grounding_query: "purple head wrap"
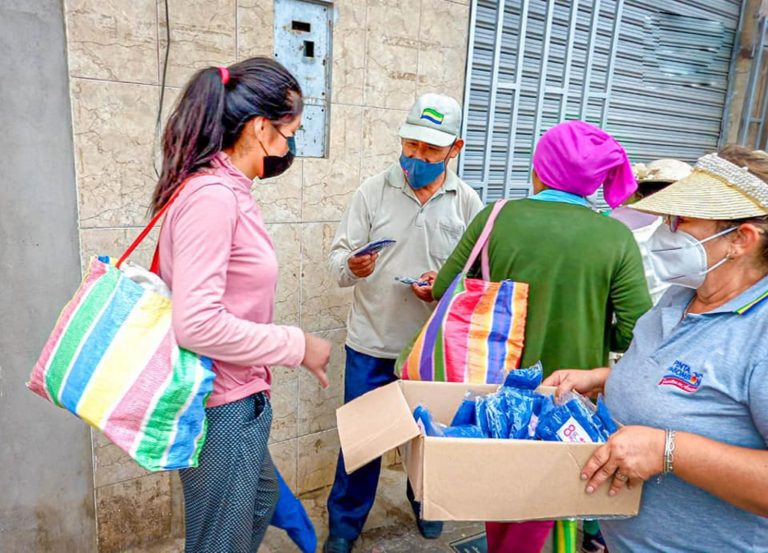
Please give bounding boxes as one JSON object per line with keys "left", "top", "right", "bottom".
{"left": 532, "top": 120, "right": 637, "bottom": 208}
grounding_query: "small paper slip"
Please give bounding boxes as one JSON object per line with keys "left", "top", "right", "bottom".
{"left": 352, "top": 239, "right": 396, "bottom": 257}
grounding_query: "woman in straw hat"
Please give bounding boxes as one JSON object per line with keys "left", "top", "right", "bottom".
{"left": 545, "top": 145, "right": 768, "bottom": 551}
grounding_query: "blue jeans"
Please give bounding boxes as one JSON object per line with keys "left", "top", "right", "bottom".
{"left": 327, "top": 346, "right": 419, "bottom": 540}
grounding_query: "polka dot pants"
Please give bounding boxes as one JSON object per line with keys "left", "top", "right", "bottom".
{"left": 180, "top": 393, "right": 278, "bottom": 553}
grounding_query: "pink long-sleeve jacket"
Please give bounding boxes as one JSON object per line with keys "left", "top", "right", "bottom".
{"left": 158, "top": 152, "right": 305, "bottom": 407}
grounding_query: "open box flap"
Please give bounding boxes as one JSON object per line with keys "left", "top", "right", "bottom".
{"left": 336, "top": 381, "right": 420, "bottom": 473}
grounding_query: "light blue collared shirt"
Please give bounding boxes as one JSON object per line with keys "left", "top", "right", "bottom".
{"left": 601, "top": 276, "right": 768, "bottom": 552}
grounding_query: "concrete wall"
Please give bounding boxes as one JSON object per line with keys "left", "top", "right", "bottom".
{"left": 0, "top": 1, "right": 97, "bottom": 551}
{"left": 61, "top": 0, "right": 470, "bottom": 550}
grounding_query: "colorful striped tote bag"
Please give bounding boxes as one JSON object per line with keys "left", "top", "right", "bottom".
{"left": 27, "top": 178, "right": 216, "bottom": 471}
{"left": 400, "top": 200, "right": 529, "bottom": 383}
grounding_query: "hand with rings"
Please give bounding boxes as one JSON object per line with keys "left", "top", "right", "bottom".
{"left": 580, "top": 426, "right": 666, "bottom": 496}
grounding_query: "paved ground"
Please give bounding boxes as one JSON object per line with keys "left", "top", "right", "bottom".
{"left": 129, "top": 465, "right": 570, "bottom": 553}
{"left": 259, "top": 465, "right": 489, "bottom": 553}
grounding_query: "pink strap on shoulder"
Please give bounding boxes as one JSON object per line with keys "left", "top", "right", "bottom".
{"left": 462, "top": 199, "right": 509, "bottom": 280}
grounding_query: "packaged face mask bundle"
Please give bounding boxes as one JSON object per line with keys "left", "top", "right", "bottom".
{"left": 450, "top": 391, "right": 478, "bottom": 427}
{"left": 415, "top": 404, "right": 485, "bottom": 438}
{"left": 412, "top": 363, "right": 617, "bottom": 444}
{"left": 534, "top": 393, "right": 612, "bottom": 444}
{"left": 475, "top": 388, "right": 537, "bottom": 439}
{"left": 413, "top": 404, "right": 445, "bottom": 437}
{"left": 502, "top": 361, "right": 544, "bottom": 390}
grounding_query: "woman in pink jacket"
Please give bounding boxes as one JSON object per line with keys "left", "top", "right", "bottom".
{"left": 151, "top": 57, "right": 331, "bottom": 553}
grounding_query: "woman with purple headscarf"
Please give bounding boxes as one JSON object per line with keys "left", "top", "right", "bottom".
{"left": 431, "top": 120, "right": 652, "bottom": 552}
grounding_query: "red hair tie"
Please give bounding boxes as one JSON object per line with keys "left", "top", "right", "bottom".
{"left": 217, "top": 66, "right": 230, "bottom": 86}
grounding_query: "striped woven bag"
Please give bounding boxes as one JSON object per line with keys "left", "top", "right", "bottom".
{"left": 400, "top": 200, "right": 529, "bottom": 383}
{"left": 27, "top": 178, "right": 216, "bottom": 471}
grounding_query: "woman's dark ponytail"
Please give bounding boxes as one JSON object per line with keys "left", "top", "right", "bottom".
{"left": 151, "top": 57, "right": 302, "bottom": 213}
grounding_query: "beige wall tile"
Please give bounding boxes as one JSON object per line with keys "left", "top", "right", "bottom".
{"left": 93, "top": 431, "right": 151, "bottom": 489}
{"left": 268, "top": 366, "right": 299, "bottom": 443}
{"left": 331, "top": 0, "right": 367, "bottom": 105}
{"left": 417, "top": 0, "right": 470, "bottom": 100}
{"left": 302, "top": 156, "right": 361, "bottom": 223}
{"left": 297, "top": 428, "right": 340, "bottom": 494}
{"left": 364, "top": 0, "right": 420, "bottom": 110}
{"left": 300, "top": 223, "right": 353, "bottom": 332}
{"left": 302, "top": 104, "right": 363, "bottom": 222}
{"left": 298, "top": 329, "right": 346, "bottom": 435}
{"left": 66, "top": 0, "right": 159, "bottom": 84}
{"left": 361, "top": 107, "right": 407, "bottom": 178}
{"left": 238, "top": 0, "right": 274, "bottom": 59}
{"left": 147, "top": 86, "right": 181, "bottom": 175}
{"left": 159, "top": 0, "right": 237, "bottom": 88}
{"left": 79, "top": 227, "right": 158, "bottom": 272}
{"left": 266, "top": 223, "right": 301, "bottom": 326}
{"left": 254, "top": 160, "right": 303, "bottom": 223}
{"left": 72, "top": 78, "right": 158, "bottom": 228}
{"left": 269, "top": 439, "right": 298, "bottom": 490}
{"left": 96, "top": 472, "right": 172, "bottom": 553}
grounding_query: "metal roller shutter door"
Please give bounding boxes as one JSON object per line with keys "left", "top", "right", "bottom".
{"left": 460, "top": 0, "right": 743, "bottom": 203}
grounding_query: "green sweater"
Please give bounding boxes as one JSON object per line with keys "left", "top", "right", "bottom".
{"left": 432, "top": 199, "right": 652, "bottom": 376}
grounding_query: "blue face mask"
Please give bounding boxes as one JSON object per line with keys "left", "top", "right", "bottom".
{"left": 399, "top": 152, "right": 449, "bottom": 190}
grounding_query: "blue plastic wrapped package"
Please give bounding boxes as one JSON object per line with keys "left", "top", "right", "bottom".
{"left": 596, "top": 395, "right": 618, "bottom": 435}
{"left": 485, "top": 392, "right": 511, "bottom": 439}
{"left": 443, "top": 425, "right": 485, "bottom": 438}
{"left": 413, "top": 405, "right": 445, "bottom": 437}
{"left": 534, "top": 393, "right": 611, "bottom": 443}
{"left": 502, "top": 361, "right": 544, "bottom": 390}
{"left": 450, "top": 391, "right": 479, "bottom": 427}
{"left": 499, "top": 388, "right": 536, "bottom": 439}
{"left": 475, "top": 394, "right": 504, "bottom": 438}
{"left": 525, "top": 394, "right": 546, "bottom": 439}
{"left": 414, "top": 405, "right": 484, "bottom": 438}
{"left": 271, "top": 467, "right": 317, "bottom": 553}
{"left": 475, "top": 395, "right": 491, "bottom": 437}
{"left": 474, "top": 388, "right": 535, "bottom": 439}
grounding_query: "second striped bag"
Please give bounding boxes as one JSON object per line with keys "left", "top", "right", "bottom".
{"left": 399, "top": 200, "right": 529, "bottom": 384}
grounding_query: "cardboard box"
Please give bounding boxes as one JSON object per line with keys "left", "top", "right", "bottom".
{"left": 336, "top": 380, "right": 642, "bottom": 522}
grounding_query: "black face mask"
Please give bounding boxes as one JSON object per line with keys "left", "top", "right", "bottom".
{"left": 259, "top": 133, "right": 296, "bottom": 179}
{"left": 262, "top": 150, "right": 295, "bottom": 179}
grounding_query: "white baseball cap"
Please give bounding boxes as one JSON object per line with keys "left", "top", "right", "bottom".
{"left": 399, "top": 93, "right": 462, "bottom": 147}
{"left": 632, "top": 159, "right": 692, "bottom": 184}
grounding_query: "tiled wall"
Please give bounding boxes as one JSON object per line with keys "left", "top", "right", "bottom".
{"left": 63, "top": 0, "right": 469, "bottom": 550}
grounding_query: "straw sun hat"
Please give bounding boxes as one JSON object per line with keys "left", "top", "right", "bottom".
{"left": 631, "top": 153, "right": 768, "bottom": 220}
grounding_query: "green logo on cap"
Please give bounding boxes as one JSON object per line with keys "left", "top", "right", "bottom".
{"left": 420, "top": 108, "right": 444, "bottom": 125}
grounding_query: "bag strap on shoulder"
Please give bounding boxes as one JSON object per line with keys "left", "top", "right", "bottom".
{"left": 463, "top": 199, "right": 509, "bottom": 280}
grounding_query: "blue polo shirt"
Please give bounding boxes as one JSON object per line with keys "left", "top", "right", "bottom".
{"left": 601, "top": 276, "right": 768, "bottom": 552}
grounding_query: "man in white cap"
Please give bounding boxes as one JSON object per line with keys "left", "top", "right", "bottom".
{"left": 323, "top": 94, "right": 483, "bottom": 553}
{"left": 612, "top": 159, "right": 693, "bottom": 304}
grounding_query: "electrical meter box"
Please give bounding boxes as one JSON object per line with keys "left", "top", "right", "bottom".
{"left": 274, "top": 0, "right": 332, "bottom": 158}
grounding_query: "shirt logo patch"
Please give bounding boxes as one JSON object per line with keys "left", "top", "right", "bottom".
{"left": 420, "top": 108, "right": 445, "bottom": 125}
{"left": 658, "top": 360, "right": 703, "bottom": 393}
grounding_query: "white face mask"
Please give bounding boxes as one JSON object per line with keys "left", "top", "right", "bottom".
{"left": 648, "top": 223, "right": 737, "bottom": 289}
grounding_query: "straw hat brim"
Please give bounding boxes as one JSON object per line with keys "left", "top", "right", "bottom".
{"left": 630, "top": 169, "right": 768, "bottom": 220}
